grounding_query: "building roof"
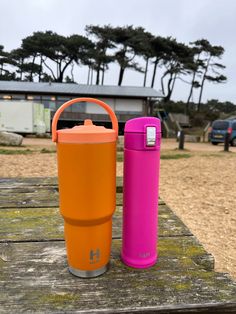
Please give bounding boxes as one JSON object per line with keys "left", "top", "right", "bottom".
{"left": 0, "top": 81, "right": 162, "bottom": 98}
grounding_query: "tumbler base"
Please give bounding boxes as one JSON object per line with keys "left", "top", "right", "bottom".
{"left": 68, "top": 263, "right": 109, "bottom": 278}
{"left": 121, "top": 253, "right": 157, "bottom": 269}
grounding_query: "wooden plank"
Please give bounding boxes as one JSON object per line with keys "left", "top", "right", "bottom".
{"left": 0, "top": 177, "right": 58, "bottom": 188}
{"left": 0, "top": 177, "right": 124, "bottom": 208}
{"left": 0, "top": 241, "right": 235, "bottom": 313}
{"left": 0, "top": 177, "right": 165, "bottom": 208}
{"left": 0, "top": 205, "right": 192, "bottom": 243}
{"left": 0, "top": 237, "right": 212, "bottom": 271}
{"left": 0, "top": 205, "right": 213, "bottom": 271}
{"left": 0, "top": 191, "right": 164, "bottom": 208}
{"left": 0, "top": 177, "right": 122, "bottom": 192}
{"left": 0, "top": 186, "right": 59, "bottom": 208}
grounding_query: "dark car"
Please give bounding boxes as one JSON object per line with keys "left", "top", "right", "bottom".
{"left": 209, "top": 119, "right": 236, "bottom": 146}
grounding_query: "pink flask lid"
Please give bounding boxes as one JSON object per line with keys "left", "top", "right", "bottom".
{"left": 124, "top": 117, "right": 161, "bottom": 151}
{"left": 124, "top": 117, "right": 161, "bottom": 133}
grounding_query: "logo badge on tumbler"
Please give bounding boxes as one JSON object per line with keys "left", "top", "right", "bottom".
{"left": 90, "top": 249, "right": 100, "bottom": 264}
{"left": 52, "top": 98, "right": 118, "bottom": 278}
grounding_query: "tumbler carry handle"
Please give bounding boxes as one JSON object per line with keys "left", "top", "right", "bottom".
{"left": 52, "top": 97, "right": 119, "bottom": 142}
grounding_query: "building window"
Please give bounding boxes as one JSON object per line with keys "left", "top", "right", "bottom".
{"left": 43, "top": 101, "right": 56, "bottom": 110}
{"left": 71, "top": 101, "right": 86, "bottom": 113}
{"left": 42, "top": 95, "right": 56, "bottom": 110}
{"left": 57, "top": 96, "right": 70, "bottom": 101}
{"left": 56, "top": 96, "right": 72, "bottom": 112}
{"left": 27, "top": 95, "right": 41, "bottom": 101}
{"left": 11, "top": 94, "right": 26, "bottom": 100}
{"left": 0, "top": 95, "right": 12, "bottom": 100}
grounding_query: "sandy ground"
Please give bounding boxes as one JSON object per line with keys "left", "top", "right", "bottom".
{"left": 0, "top": 138, "right": 236, "bottom": 280}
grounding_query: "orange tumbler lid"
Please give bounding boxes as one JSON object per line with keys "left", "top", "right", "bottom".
{"left": 57, "top": 119, "right": 116, "bottom": 143}
{"left": 52, "top": 97, "right": 118, "bottom": 143}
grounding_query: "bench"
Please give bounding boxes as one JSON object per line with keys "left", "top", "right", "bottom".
{"left": 0, "top": 177, "right": 236, "bottom": 313}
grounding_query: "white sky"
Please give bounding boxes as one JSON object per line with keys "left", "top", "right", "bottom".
{"left": 1, "top": 0, "right": 236, "bottom": 103}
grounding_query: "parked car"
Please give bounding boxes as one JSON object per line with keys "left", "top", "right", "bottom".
{"left": 209, "top": 119, "right": 236, "bottom": 146}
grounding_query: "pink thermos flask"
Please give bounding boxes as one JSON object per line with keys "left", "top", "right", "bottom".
{"left": 121, "top": 117, "right": 161, "bottom": 268}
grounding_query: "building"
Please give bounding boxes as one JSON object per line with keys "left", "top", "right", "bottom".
{"left": 0, "top": 81, "right": 162, "bottom": 132}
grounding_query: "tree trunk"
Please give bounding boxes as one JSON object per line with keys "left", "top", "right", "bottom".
{"left": 90, "top": 67, "right": 93, "bottom": 85}
{"left": 197, "top": 79, "right": 205, "bottom": 111}
{"left": 42, "top": 59, "right": 56, "bottom": 81}
{"left": 38, "top": 56, "right": 43, "bottom": 82}
{"left": 101, "top": 66, "right": 105, "bottom": 85}
{"left": 161, "top": 72, "right": 167, "bottom": 95}
{"left": 71, "top": 62, "right": 74, "bottom": 82}
{"left": 57, "top": 62, "right": 63, "bottom": 82}
{"left": 143, "top": 57, "right": 149, "bottom": 87}
{"left": 57, "top": 73, "right": 63, "bottom": 83}
{"left": 164, "top": 73, "right": 174, "bottom": 102}
{"left": 168, "top": 72, "right": 177, "bottom": 101}
{"left": 118, "top": 67, "right": 125, "bottom": 86}
{"left": 96, "top": 69, "right": 100, "bottom": 85}
{"left": 20, "top": 58, "right": 24, "bottom": 80}
{"left": 87, "top": 66, "right": 91, "bottom": 84}
{"left": 29, "top": 55, "right": 36, "bottom": 82}
{"left": 57, "top": 60, "right": 73, "bottom": 83}
{"left": 187, "top": 71, "right": 196, "bottom": 105}
{"left": 187, "top": 54, "right": 200, "bottom": 106}
{"left": 57, "top": 61, "right": 62, "bottom": 82}
{"left": 197, "top": 57, "right": 211, "bottom": 110}
{"left": 151, "top": 58, "right": 158, "bottom": 88}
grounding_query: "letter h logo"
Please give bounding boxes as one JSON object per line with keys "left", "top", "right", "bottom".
{"left": 90, "top": 248, "right": 100, "bottom": 264}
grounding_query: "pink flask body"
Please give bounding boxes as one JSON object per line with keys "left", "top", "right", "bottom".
{"left": 121, "top": 117, "right": 161, "bottom": 268}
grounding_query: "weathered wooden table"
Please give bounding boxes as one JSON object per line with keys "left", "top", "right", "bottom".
{"left": 0, "top": 177, "right": 236, "bottom": 313}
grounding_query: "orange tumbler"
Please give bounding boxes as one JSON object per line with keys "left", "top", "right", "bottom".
{"left": 52, "top": 98, "right": 118, "bottom": 278}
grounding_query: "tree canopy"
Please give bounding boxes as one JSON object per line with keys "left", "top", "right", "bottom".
{"left": 0, "top": 26, "right": 227, "bottom": 105}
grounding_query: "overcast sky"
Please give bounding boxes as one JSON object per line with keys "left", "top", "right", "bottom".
{"left": 1, "top": 0, "right": 236, "bottom": 103}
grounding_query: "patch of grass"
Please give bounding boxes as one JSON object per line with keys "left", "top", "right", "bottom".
{"left": 117, "top": 152, "right": 191, "bottom": 161}
{"left": 201, "top": 153, "right": 225, "bottom": 157}
{"left": 117, "top": 153, "right": 123, "bottom": 162}
{"left": 0, "top": 149, "right": 33, "bottom": 155}
{"left": 161, "top": 153, "right": 191, "bottom": 160}
{"left": 40, "top": 148, "right": 56, "bottom": 154}
{"left": 174, "top": 148, "right": 190, "bottom": 152}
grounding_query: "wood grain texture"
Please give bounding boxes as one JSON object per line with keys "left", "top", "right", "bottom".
{"left": 0, "top": 177, "right": 165, "bottom": 208}
{"left": 0, "top": 191, "right": 164, "bottom": 208}
{"left": 0, "top": 177, "right": 126, "bottom": 209}
{"left": 0, "top": 177, "right": 122, "bottom": 191}
{"left": 1, "top": 177, "right": 236, "bottom": 313}
{"left": 0, "top": 177, "right": 58, "bottom": 188}
{"left": 0, "top": 241, "right": 235, "bottom": 313}
{"left": 0, "top": 205, "right": 192, "bottom": 243}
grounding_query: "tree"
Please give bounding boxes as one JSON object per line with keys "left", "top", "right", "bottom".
{"left": 106, "top": 25, "right": 145, "bottom": 86}
{"left": 160, "top": 39, "right": 194, "bottom": 102}
{"left": 10, "top": 48, "right": 42, "bottom": 81}
{"left": 85, "top": 25, "right": 115, "bottom": 85}
{"left": 65, "top": 34, "right": 94, "bottom": 82}
{"left": 193, "top": 39, "right": 226, "bottom": 110}
{"left": 10, "top": 48, "right": 28, "bottom": 80}
{"left": 22, "top": 31, "right": 94, "bottom": 82}
{"left": 150, "top": 36, "right": 171, "bottom": 88}
{"left": 0, "top": 45, "right": 15, "bottom": 80}
{"left": 186, "top": 44, "right": 203, "bottom": 105}
{"left": 128, "top": 30, "right": 154, "bottom": 87}
{"left": 22, "top": 32, "right": 47, "bottom": 81}
{"left": 205, "top": 99, "right": 236, "bottom": 114}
